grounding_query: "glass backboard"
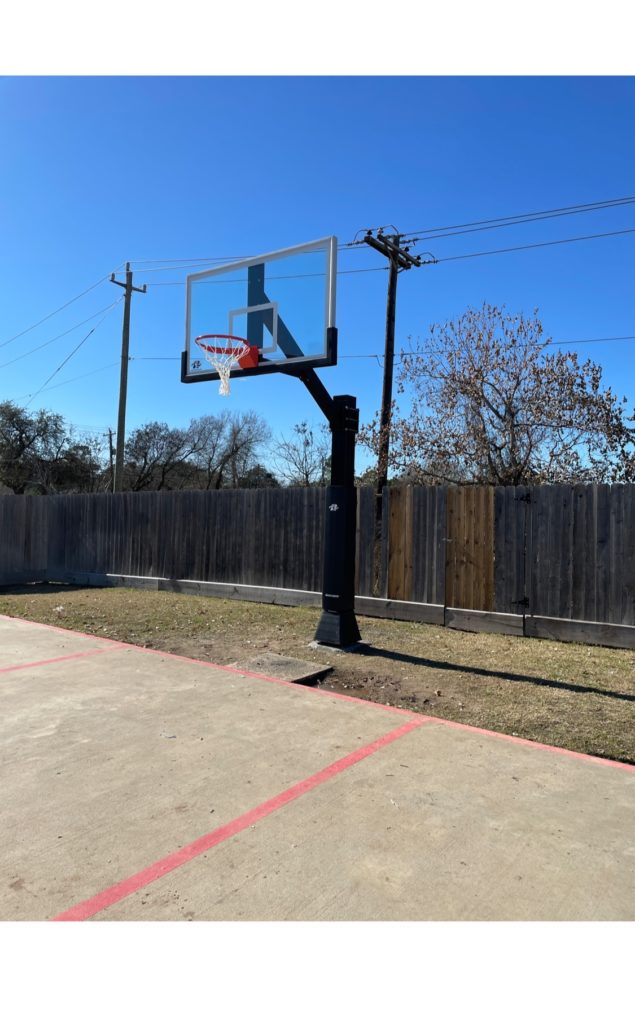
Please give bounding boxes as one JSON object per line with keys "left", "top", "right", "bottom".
{"left": 181, "top": 236, "right": 337, "bottom": 385}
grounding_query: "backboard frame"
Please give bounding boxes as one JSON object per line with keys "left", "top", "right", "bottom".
{"left": 181, "top": 236, "right": 338, "bottom": 385}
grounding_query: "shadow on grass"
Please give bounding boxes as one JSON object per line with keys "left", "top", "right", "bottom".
{"left": 0, "top": 583, "right": 87, "bottom": 597}
{"left": 352, "top": 643, "right": 635, "bottom": 704}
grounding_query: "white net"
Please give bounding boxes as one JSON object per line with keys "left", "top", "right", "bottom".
{"left": 200, "top": 341, "right": 250, "bottom": 395}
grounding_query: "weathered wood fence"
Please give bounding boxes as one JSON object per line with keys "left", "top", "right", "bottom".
{"left": 0, "top": 484, "right": 633, "bottom": 648}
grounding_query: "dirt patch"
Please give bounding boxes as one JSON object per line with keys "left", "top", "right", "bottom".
{"left": 1, "top": 584, "right": 633, "bottom": 764}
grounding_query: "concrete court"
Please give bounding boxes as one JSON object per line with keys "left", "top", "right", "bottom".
{"left": 1, "top": 613, "right": 634, "bottom": 922}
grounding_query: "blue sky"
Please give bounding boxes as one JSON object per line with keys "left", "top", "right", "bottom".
{"left": 1, "top": 76, "right": 634, "bottom": 471}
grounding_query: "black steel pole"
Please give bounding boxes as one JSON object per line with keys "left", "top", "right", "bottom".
{"left": 314, "top": 393, "right": 361, "bottom": 647}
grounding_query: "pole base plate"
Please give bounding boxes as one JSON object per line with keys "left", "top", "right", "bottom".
{"left": 314, "top": 609, "right": 361, "bottom": 648}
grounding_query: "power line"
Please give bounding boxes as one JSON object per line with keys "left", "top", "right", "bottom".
{"left": 434, "top": 226, "right": 635, "bottom": 263}
{"left": 0, "top": 266, "right": 124, "bottom": 350}
{"left": 132, "top": 333, "right": 635, "bottom": 368}
{"left": 380, "top": 333, "right": 635, "bottom": 353}
{"left": 402, "top": 201, "right": 635, "bottom": 245}
{"left": 15, "top": 361, "right": 121, "bottom": 402}
{"left": 394, "top": 193, "right": 635, "bottom": 241}
{"left": 138, "top": 224, "right": 635, "bottom": 289}
{"left": 24, "top": 304, "right": 121, "bottom": 408}
{"left": 128, "top": 256, "right": 248, "bottom": 265}
{"left": 139, "top": 265, "right": 389, "bottom": 287}
{"left": 130, "top": 261, "right": 247, "bottom": 274}
{"left": 6, "top": 195, "right": 630, "bottom": 349}
{"left": 0, "top": 300, "right": 122, "bottom": 370}
{"left": 547, "top": 334, "right": 635, "bottom": 345}
{"left": 127, "top": 242, "right": 357, "bottom": 268}
{"left": 127, "top": 195, "right": 635, "bottom": 268}
{"left": 130, "top": 250, "right": 357, "bottom": 276}
{"left": 5, "top": 193, "right": 633, "bottom": 370}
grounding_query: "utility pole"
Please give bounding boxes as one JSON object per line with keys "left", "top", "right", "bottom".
{"left": 363, "top": 231, "right": 422, "bottom": 524}
{"left": 110, "top": 263, "right": 146, "bottom": 492}
{"left": 362, "top": 224, "right": 436, "bottom": 593}
{"left": 107, "top": 428, "right": 115, "bottom": 492}
{"left": 361, "top": 229, "right": 436, "bottom": 594}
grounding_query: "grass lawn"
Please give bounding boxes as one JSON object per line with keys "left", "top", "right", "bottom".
{"left": 1, "top": 584, "right": 633, "bottom": 765}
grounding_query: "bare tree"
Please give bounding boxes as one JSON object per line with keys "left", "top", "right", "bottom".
{"left": 123, "top": 411, "right": 271, "bottom": 491}
{"left": 360, "top": 304, "right": 635, "bottom": 485}
{"left": 123, "top": 422, "right": 200, "bottom": 491}
{"left": 272, "top": 422, "right": 330, "bottom": 487}
{"left": 0, "top": 401, "right": 273, "bottom": 494}
{"left": 187, "top": 411, "right": 271, "bottom": 489}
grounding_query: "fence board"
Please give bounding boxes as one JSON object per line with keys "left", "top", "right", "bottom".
{"left": 494, "top": 486, "right": 528, "bottom": 614}
{"left": 445, "top": 486, "right": 494, "bottom": 611}
{"left": 387, "top": 486, "right": 414, "bottom": 601}
{"left": 411, "top": 486, "right": 446, "bottom": 605}
{"left": 623, "top": 485, "right": 635, "bottom": 625}
{"left": 355, "top": 487, "right": 375, "bottom": 597}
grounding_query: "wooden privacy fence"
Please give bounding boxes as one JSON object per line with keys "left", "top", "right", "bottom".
{"left": 375, "top": 483, "right": 634, "bottom": 648}
{"left": 0, "top": 484, "right": 633, "bottom": 648}
{"left": 0, "top": 489, "right": 325, "bottom": 593}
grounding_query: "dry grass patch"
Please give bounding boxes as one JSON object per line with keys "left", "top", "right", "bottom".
{"left": 1, "top": 584, "right": 633, "bottom": 764}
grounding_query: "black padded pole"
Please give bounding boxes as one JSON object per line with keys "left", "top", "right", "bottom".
{"left": 314, "top": 394, "right": 361, "bottom": 647}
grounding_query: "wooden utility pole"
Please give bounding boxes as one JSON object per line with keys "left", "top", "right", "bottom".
{"left": 107, "top": 428, "right": 115, "bottom": 492}
{"left": 110, "top": 263, "right": 146, "bottom": 491}
{"left": 363, "top": 231, "right": 423, "bottom": 538}
{"left": 376, "top": 241, "right": 400, "bottom": 518}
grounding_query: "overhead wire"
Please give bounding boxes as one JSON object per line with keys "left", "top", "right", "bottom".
{"left": 127, "top": 242, "right": 358, "bottom": 267}
{"left": 15, "top": 362, "right": 121, "bottom": 403}
{"left": 401, "top": 202, "right": 635, "bottom": 244}
{"left": 136, "top": 224, "right": 635, "bottom": 287}
{"left": 127, "top": 195, "right": 635, "bottom": 266}
{"left": 24, "top": 300, "right": 122, "bottom": 408}
{"left": 5, "top": 194, "right": 635, "bottom": 404}
{"left": 0, "top": 300, "right": 123, "bottom": 370}
{"left": 432, "top": 226, "right": 635, "bottom": 263}
{"left": 0, "top": 264, "right": 125, "bottom": 351}
{"left": 375, "top": 193, "right": 635, "bottom": 244}
{"left": 132, "top": 332, "right": 634, "bottom": 368}
{"left": 139, "top": 265, "right": 389, "bottom": 287}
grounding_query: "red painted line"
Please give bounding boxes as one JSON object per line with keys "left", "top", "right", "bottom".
{"left": 0, "top": 646, "right": 124, "bottom": 675}
{"left": 422, "top": 717, "right": 635, "bottom": 773}
{"left": 52, "top": 716, "right": 424, "bottom": 921}
{"left": 3, "top": 614, "right": 632, "bottom": 769}
{"left": 0, "top": 613, "right": 415, "bottom": 718}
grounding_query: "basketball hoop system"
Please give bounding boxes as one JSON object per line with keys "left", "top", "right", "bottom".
{"left": 194, "top": 335, "right": 259, "bottom": 395}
